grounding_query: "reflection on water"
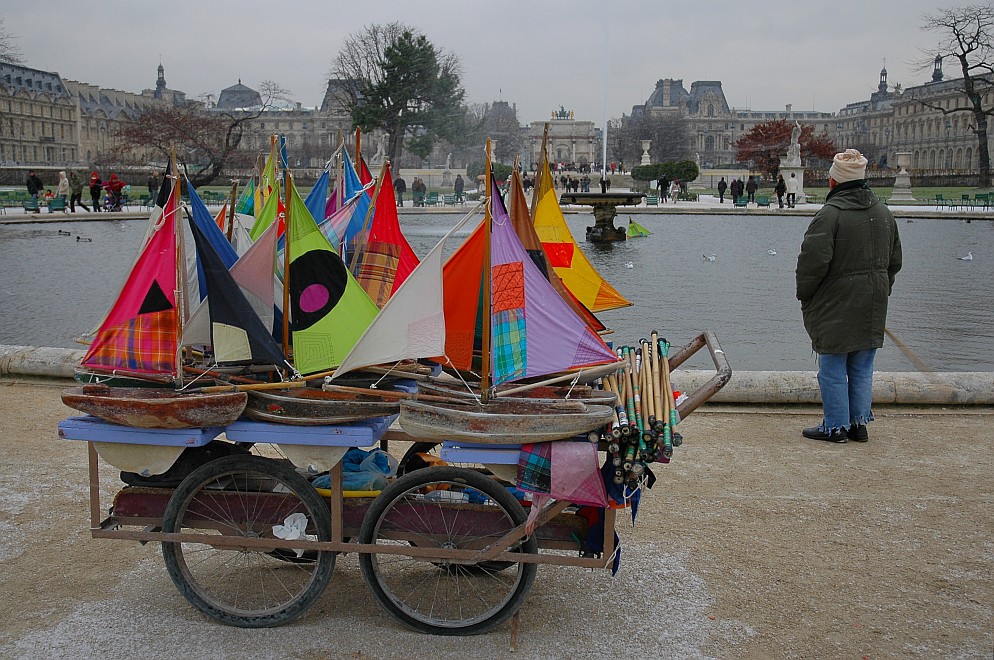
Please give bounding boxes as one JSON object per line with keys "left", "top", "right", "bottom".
{"left": 1, "top": 213, "right": 991, "bottom": 372}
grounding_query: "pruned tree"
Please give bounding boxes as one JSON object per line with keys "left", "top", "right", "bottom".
{"left": 330, "top": 23, "right": 466, "bottom": 165}
{"left": 734, "top": 119, "right": 836, "bottom": 177}
{"left": 115, "top": 81, "right": 290, "bottom": 187}
{"left": 0, "top": 18, "right": 24, "bottom": 65}
{"left": 917, "top": 4, "right": 994, "bottom": 187}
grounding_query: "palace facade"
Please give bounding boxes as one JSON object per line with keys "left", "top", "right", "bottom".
{"left": 3, "top": 58, "right": 992, "bottom": 179}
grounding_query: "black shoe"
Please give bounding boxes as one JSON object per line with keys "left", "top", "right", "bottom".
{"left": 847, "top": 425, "right": 868, "bottom": 442}
{"left": 802, "top": 426, "right": 848, "bottom": 443}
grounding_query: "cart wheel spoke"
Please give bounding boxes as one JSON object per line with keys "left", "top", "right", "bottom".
{"left": 358, "top": 466, "right": 536, "bottom": 635}
{"left": 161, "top": 455, "right": 335, "bottom": 628}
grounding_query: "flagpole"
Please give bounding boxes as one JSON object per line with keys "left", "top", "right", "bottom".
{"left": 481, "top": 138, "right": 493, "bottom": 404}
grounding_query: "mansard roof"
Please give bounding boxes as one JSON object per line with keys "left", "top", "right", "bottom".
{"left": 686, "top": 81, "right": 731, "bottom": 114}
{"left": 0, "top": 63, "right": 70, "bottom": 99}
{"left": 217, "top": 80, "right": 262, "bottom": 109}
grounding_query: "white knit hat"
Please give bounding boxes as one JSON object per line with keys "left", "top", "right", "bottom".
{"left": 829, "top": 149, "right": 868, "bottom": 183}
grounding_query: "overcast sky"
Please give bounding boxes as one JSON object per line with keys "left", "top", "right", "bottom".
{"left": 5, "top": 0, "right": 951, "bottom": 125}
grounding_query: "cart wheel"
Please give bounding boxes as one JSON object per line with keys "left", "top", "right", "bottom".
{"left": 358, "top": 466, "right": 537, "bottom": 635}
{"left": 161, "top": 455, "right": 335, "bottom": 628}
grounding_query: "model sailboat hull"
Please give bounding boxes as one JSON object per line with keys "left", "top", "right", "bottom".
{"left": 242, "top": 387, "right": 399, "bottom": 426}
{"left": 398, "top": 398, "right": 614, "bottom": 444}
{"left": 61, "top": 385, "right": 247, "bottom": 429}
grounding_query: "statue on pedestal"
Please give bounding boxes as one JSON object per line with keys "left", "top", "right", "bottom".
{"left": 784, "top": 121, "right": 802, "bottom": 167}
{"left": 372, "top": 131, "right": 388, "bottom": 165}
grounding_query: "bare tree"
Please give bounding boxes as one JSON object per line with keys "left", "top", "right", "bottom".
{"left": 0, "top": 18, "right": 24, "bottom": 65}
{"left": 610, "top": 113, "right": 689, "bottom": 166}
{"left": 115, "top": 81, "right": 290, "bottom": 186}
{"left": 917, "top": 4, "right": 994, "bottom": 186}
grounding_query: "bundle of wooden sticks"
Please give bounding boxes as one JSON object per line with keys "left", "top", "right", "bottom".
{"left": 597, "top": 331, "right": 681, "bottom": 489}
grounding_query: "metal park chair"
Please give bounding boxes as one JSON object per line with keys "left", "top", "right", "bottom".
{"left": 975, "top": 193, "right": 990, "bottom": 210}
{"left": 935, "top": 194, "right": 946, "bottom": 209}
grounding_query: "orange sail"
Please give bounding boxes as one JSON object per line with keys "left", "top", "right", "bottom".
{"left": 507, "top": 168, "right": 606, "bottom": 333}
{"left": 531, "top": 158, "right": 631, "bottom": 313}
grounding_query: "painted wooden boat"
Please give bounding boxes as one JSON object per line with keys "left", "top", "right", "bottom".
{"left": 61, "top": 384, "right": 247, "bottom": 429}
{"left": 242, "top": 387, "right": 400, "bottom": 426}
{"left": 398, "top": 398, "right": 615, "bottom": 444}
{"left": 417, "top": 379, "right": 618, "bottom": 407}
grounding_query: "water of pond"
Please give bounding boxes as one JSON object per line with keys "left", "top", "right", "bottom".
{"left": 0, "top": 212, "right": 990, "bottom": 372}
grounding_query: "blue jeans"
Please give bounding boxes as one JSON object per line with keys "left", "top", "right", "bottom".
{"left": 817, "top": 349, "right": 877, "bottom": 432}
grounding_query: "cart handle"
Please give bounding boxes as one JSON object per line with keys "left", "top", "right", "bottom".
{"left": 667, "top": 331, "right": 732, "bottom": 420}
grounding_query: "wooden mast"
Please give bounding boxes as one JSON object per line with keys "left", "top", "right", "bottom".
{"left": 169, "top": 146, "right": 185, "bottom": 386}
{"left": 347, "top": 160, "right": 388, "bottom": 273}
{"left": 530, "top": 123, "right": 550, "bottom": 217}
{"left": 225, "top": 180, "right": 238, "bottom": 243}
{"left": 480, "top": 139, "right": 493, "bottom": 404}
{"left": 281, "top": 170, "right": 292, "bottom": 361}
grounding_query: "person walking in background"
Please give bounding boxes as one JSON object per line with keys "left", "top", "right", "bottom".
{"left": 717, "top": 177, "right": 727, "bottom": 203}
{"left": 669, "top": 178, "right": 680, "bottom": 202}
{"left": 147, "top": 171, "right": 159, "bottom": 199}
{"left": 68, "top": 170, "right": 88, "bottom": 212}
{"left": 775, "top": 174, "right": 787, "bottom": 209}
{"left": 786, "top": 172, "right": 799, "bottom": 208}
{"left": 745, "top": 176, "right": 758, "bottom": 204}
{"left": 89, "top": 172, "right": 102, "bottom": 212}
{"left": 394, "top": 174, "right": 407, "bottom": 206}
{"left": 659, "top": 175, "right": 670, "bottom": 203}
{"left": 453, "top": 174, "right": 464, "bottom": 202}
{"left": 26, "top": 170, "right": 44, "bottom": 208}
{"left": 56, "top": 171, "right": 70, "bottom": 211}
{"left": 796, "top": 149, "right": 902, "bottom": 444}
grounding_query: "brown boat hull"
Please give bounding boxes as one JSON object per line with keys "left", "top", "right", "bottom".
{"left": 243, "top": 388, "right": 400, "bottom": 426}
{"left": 61, "top": 386, "right": 248, "bottom": 429}
{"left": 399, "top": 398, "right": 614, "bottom": 444}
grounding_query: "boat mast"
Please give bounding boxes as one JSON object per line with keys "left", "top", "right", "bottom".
{"left": 480, "top": 139, "right": 493, "bottom": 404}
{"left": 530, "top": 123, "right": 550, "bottom": 217}
{"left": 226, "top": 180, "right": 237, "bottom": 243}
{"left": 169, "top": 146, "right": 185, "bottom": 387}
{"left": 348, "top": 160, "right": 389, "bottom": 274}
{"left": 281, "top": 169, "right": 292, "bottom": 362}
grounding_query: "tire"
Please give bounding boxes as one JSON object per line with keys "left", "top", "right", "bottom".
{"left": 161, "top": 455, "right": 335, "bottom": 628}
{"left": 358, "top": 466, "right": 537, "bottom": 635}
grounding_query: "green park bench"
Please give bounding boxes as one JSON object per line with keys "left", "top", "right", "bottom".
{"left": 443, "top": 193, "right": 457, "bottom": 206}
{"left": 733, "top": 197, "right": 749, "bottom": 208}
{"left": 645, "top": 195, "right": 658, "bottom": 206}
{"left": 756, "top": 195, "right": 771, "bottom": 207}
{"left": 22, "top": 198, "right": 41, "bottom": 213}
{"left": 47, "top": 197, "right": 66, "bottom": 213}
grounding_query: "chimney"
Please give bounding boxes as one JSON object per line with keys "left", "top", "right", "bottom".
{"left": 296, "top": 101, "right": 302, "bottom": 110}
{"left": 786, "top": 103, "right": 792, "bottom": 114}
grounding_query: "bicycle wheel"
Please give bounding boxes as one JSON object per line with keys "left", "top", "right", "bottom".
{"left": 161, "top": 455, "right": 335, "bottom": 628}
{"left": 358, "top": 466, "right": 537, "bottom": 635}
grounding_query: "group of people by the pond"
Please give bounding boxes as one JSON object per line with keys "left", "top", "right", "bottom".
{"left": 653, "top": 175, "right": 687, "bottom": 202}
{"left": 557, "top": 174, "right": 592, "bottom": 193}
{"left": 24, "top": 169, "right": 130, "bottom": 212}
{"left": 715, "top": 173, "right": 799, "bottom": 208}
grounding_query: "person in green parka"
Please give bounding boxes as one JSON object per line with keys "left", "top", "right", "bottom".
{"left": 796, "top": 149, "right": 902, "bottom": 443}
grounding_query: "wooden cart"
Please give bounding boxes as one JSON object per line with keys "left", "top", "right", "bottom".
{"left": 58, "top": 333, "right": 730, "bottom": 635}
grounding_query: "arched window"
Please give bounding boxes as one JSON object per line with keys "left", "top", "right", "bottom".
{"left": 707, "top": 104, "right": 714, "bottom": 117}
{"left": 966, "top": 147, "right": 974, "bottom": 169}
{"left": 705, "top": 135, "right": 715, "bottom": 151}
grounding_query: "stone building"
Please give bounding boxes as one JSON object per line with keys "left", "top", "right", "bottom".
{"left": 525, "top": 106, "right": 601, "bottom": 170}
{"left": 66, "top": 63, "right": 188, "bottom": 166}
{"left": 0, "top": 63, "right": 78, "bottom": 166}
{"left": 212, "top": 78, "right": 354, "bottom": 169}
{"left": 632, "top": 78, "right": 835, "bottom": 168}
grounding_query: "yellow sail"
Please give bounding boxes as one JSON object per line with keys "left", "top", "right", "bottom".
{"left": 532, "top": 161, "right": 631, "bottom": 313}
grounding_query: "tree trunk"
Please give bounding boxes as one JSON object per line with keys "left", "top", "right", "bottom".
{"left": 974, "top": 108, "right": 992, "bottom": 188}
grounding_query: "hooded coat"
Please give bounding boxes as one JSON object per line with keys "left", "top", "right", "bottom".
{"left": 795, "top": 180, "right": 902, "bottom": 354}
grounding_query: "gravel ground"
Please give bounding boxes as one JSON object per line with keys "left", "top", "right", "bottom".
{"left": 1, "top": 379, "right": 991, "bottom": 659}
